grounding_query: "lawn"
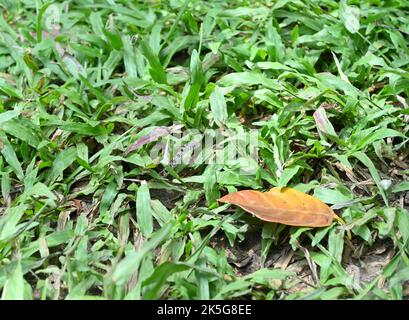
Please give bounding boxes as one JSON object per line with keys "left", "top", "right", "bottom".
{"left": 0, "top": 0, "right": 408, "bottom": 300}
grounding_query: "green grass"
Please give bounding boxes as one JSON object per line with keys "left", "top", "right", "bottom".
{"left": 0, "top": 0, "right": 409, "bottom": 300}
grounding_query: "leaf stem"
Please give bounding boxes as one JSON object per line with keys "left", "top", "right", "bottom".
{"left": 333, "top": 214, "right": 352, "bottom": 240}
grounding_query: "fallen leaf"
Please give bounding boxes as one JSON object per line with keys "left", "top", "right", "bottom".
{"left": 218, "top": 187, "right": 335, "bottom": 227}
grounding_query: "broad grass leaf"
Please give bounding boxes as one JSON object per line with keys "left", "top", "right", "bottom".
{"left": 312, "top": 227, "right": 331, "bottom": 247}
{"left": 389, "top": 266, "right": 409, "bottom": 299}
{"left": 289, "top": 227, "right": 312, "bottom": 250}
{"left": 214, "top": 279, "right": 250, "bottom": 299}
{"left": 0, "top": 118, "right": 41, "bottom": 148}
{"left": 62, "top": 54, "right": 86, "bottom": 79}
{"left": 74, "top": 213, "right": 89, "bottom": 236}
{"left": 112, "top": 222, "right": 175, "bottom": 285}
{"left": 136, "top": 181, "right": 153, "bottom": 236}
{"left": 209, "top": 85, "right": 228, "bottom": 127}
{"left": 21, "top": 182, "right": 57, "bottom": 207}
{"left": 204, "top": 164, "right": 220, "bottom": 207}
{"left": 36, "top": 2, "right": 53, "bottom": 42}
{"left": 217, "top": 72, "right": 279, "bottom": 89}
{"left": 140, "top": 40, "right": 167, "bottom": 84}
{"left": 339, "top": 0, "right": 360, "bottom": 34}
{"left": 352, "top": 152, "right": 388, "bottom": 205}
{"left": 100, "top": 179, "right": 118, "bottom": 223}
{"left": 219, "top": 187, "right": 335, "bottom": 227}
{"left": 328, "top": 228, "right": 344, "bottom": 263}
{"left": 0, "top": 80, "right": 23, "bottom": 99}
{"left": 1, "top": 261, "right": 24, "bottom": 300}
{"left": 244, "top": 268, "right": 294, "bottom": 285}
{"left": 332, "top": 52, "right": 350, "bottom": 84}
{"left": 392, "top": 181, "right": 409, "bottom": 193}
{"left": 278, "top": 166, "right": 300, "bottom": 187}
{"left": 315, "top": 73, "right": 360, "bottom": 98}
{"left": 0, "top": 132, "right": 24, "bottom": 180}
{"left": 151, "top": 199, "right": 172, "bottom": 226}
{"left": 376, "top": 208, "right": 396, "bottom": 237}
{"left": 46, "top": 147, "right": 77, "bottom": 185}
{"left": 354, "top": 51, "right": 386, "bottom": 68}
{"left": 142, "top": 262, "right": 190, "bottom": 300}
{"left": 266, "top": 25, "right": 285, "bottom": 62}
{"left": 123, "top": 35, "right": 138, "bottom": 77}
{"left": 60, "top": 122, "right": 108, "bottom": 136}
{"left": 23, "top": 52, "right": 39, "bottom": 72}
{"left": 397, "top": 209, "right": 409, "bottom": 245}
{"left": 103, "top": 50, "right": 122, "bottom": 80}
{"left": 353, "top": 128, "right": 405, "bottom": 152}
{"left": 1, "top": 172, "right": 10, "bottom": 204}
{"left": 89, "top": 12, "right": 104, "bottom": 37}
{"left": 78, "top": 75, "right": 107, "bottom": 103}
{"left": 190, "top": 49, "right": 203, "bottom": 86}
{"left": 103, "top": 28, "right": 123, "bottom": 50}
{"left": 0, "top": 110, "right": 19, "bottom": 125}
{"left": 313, "top": 186, "right": 353, "bottom": 205}
{"left": 184, "top": 50, "right": 203, "bottom": 110}
{"left": 0, "top": 205, "right": 28, "bottom": 241}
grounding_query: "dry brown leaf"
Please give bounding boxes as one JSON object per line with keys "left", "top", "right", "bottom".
{"left": 218, "top": 187, "right": 336, "bottom": 227}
